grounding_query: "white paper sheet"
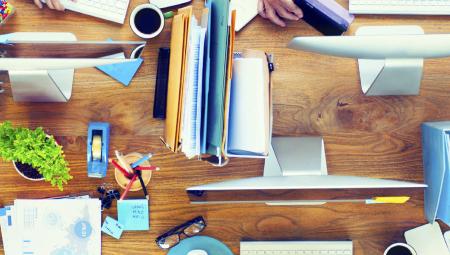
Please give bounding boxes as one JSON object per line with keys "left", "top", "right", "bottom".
{"left": 230, "top": 0, "right": 259, "bottom": 31}
{"left": 227, "top": 58, "right": 268, "bottom": 156}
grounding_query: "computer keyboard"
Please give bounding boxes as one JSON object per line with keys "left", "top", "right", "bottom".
{"left": 42, "top": 0, "right": 130, "bottom": 24}
{"left": 349, "top": 0, "right": 450, "bottom": 15}
{"left": 240, "top": 241, "right": 353, "bottom": 255}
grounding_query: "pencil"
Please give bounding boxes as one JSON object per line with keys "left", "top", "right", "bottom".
{"left": 115, "top": 150, "right": 134, "bottom": 173}
{"left": 120, "top": 174, "right": 137, "bottom": 200}
{"left": 110, "top": 159, "right": 134, "bottom": 179}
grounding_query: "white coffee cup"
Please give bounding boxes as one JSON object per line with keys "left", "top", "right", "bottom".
{"left": 187, "top": 250, "right": 208, "bottom": 255}
{"left": 384, "top": 243, "right": 417, "bottom": 255}
{"left": 130, "top": 3, "right": 165, "bottom": 39}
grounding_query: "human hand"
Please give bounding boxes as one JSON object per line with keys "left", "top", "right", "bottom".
{"left": 33, "top": 0, "right": 73, "bottom": 11}
{"left": 258, "top": 0, "right": 303, "bottom": 27}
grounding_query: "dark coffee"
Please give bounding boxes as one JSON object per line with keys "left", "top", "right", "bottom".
{"left": 134, "top": 8, "right": 162, "bottom": 35}
{"left": 386, "top": 246, "right": 413, "bottom": 255}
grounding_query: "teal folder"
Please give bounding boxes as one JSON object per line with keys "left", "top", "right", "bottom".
{"left": 205, "top": 0, "right": 229, "bottom": 156}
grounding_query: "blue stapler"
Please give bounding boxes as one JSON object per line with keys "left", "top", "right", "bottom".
{"left": 87, "top": 122, "right": 111, "bottom": 178}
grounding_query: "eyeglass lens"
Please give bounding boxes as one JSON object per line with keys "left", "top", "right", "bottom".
{"left": 183, "top": 221, "right": 206, "bottom": 236}
{"left": 157, "top": 234, "right": 180, "bottom": 249}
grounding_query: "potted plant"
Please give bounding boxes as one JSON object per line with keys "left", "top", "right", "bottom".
{"left": 0, "top": 121, "right": 72, "bottom": 190}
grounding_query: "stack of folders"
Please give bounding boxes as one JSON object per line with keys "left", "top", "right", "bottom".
{"left": 163, "top": 1, "right": 272, "bottom": 164}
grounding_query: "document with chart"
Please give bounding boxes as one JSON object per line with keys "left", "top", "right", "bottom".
{"left": 10, "top": 199, "right": 101, "bottom": 255}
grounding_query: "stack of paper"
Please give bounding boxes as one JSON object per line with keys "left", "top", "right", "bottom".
{"left": 181, "top": 17, "right": 207, "bottom": 158}
{"left": 226, "top": 50, "right": 271, "bottom": 157}
{"left": 163, "top": 1, "right": 271, "bottom": 164}
{"left": 0, "top": 199, "right": 101, "bottom": 255}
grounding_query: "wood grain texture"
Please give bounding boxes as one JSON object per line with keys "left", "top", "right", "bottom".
{"left": 1, "top": 0, "right": 449, "bottom": 254}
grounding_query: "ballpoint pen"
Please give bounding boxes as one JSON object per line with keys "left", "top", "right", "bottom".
{"left": 136, "top": 170, "right": 149, "bottom": 200}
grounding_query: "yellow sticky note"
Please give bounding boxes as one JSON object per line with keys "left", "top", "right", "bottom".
{"left": 373, "top": 196, "right": 410, "bottom": 204}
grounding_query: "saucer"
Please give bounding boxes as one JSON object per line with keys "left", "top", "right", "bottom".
{"left": 167, "top": 236, "right": 234, "bottom": 255}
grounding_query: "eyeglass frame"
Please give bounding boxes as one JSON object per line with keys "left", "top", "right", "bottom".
{"left": 155, "top": 216, "right": 207, "bottom": 250}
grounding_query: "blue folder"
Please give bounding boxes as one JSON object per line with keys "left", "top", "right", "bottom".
{"left": 422, "top": 121, "right": 450, "bottom": 225}
{"left": 200, "top": 1, "right": 212, "bottom": 154}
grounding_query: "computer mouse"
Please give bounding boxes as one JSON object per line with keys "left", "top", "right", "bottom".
{"left": 187, "top": 250, "right": 208, "bottom": 255}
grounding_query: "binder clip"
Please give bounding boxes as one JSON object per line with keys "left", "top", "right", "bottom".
{"left": 87, "top": 122, "right": 110, "bottom": 178}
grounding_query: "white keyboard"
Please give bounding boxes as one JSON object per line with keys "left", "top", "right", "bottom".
{"left": 42, "top": 0, "right": 130, "bottom": 24}
{"left": 349, "top": 0, "right": 450, "bottom": 15}
{"left": 240, "top": 241, "right": 353, "bottom": 255}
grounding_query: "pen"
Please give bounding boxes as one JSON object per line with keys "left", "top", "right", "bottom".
{"left": 131, "top": 153, "right": 153, "bottom": 168}
{"left": 110, "top": 159, "right": 134, "bottom": 179}
{"left": 134, "top": 166, "right": 160, "bottom": 171}
{"left": 136, "top": 170, "right": 149, "bottom": 200}
{"left": 120, "top": 174, "right": 137, "bottom": 200}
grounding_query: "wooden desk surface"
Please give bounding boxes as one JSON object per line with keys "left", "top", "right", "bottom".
{"left": 1, "top": 1, "right": 450, "bottom": 254}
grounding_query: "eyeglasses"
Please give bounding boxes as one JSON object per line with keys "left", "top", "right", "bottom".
{"left": 155, "top": 216, "right": 207, "bottom": 249}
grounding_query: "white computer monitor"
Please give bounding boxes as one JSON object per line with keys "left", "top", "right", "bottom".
{"left": 0, "top": 32, "right": 146, "bottom": 102}
{"left": 288, "top": 25, "right": 450, "bottom": 96}
{"left": 187, "top": 137, "right": 426, "bottom": 205}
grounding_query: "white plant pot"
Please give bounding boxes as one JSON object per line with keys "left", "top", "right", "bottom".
{"left": 12, "top": 161, "right": 44, "bottom": 181}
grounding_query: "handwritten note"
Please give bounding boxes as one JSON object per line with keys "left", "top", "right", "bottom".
{"left": 117, "top": 200, "right": 149, "bottom": 231}
{"left": 101, "top": 216, "right": 124, "bottom": 239}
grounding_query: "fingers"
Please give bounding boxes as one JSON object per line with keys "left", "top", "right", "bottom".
{"left": 260, "top": 0, "right": 302, "bottom": 27}
{"left": 37, "top": 0, "right": 65, "bottom": 11}
{"left": 274, "top": 5, "right": 299, "bottom": 21}
{"left": 49, "top": 0, "right": 65, "bottom": 11}
{"left": 282, "top": 0, "right": 303, "bottom": 18}
{"left": 34, "top": 0, "right": 43, "bottom": 9}
{"left": 46, "top": 0, "right": 55, "bottom": 9}
{"left": 263, "top": 0, "right": 286, "bottom": 27}
{"left": 258, "top": 0, "right": 267, "bottom": 18}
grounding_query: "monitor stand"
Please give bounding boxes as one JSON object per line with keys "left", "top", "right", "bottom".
{"left": 356, "top": 26, "right": 424, "bottom": 96}
{"left": 263, "top": 136, "right": 328, "bottom": 206}
{"left": 8, "top": 32, "right": 77, "bottom": 102}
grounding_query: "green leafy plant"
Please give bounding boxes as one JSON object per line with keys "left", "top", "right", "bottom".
{"left": 0, "top": 121, "right": 72, "bottom": 190}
